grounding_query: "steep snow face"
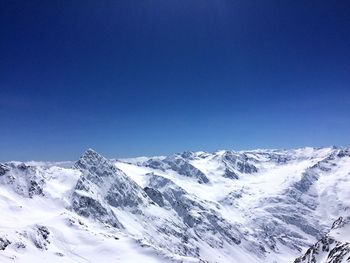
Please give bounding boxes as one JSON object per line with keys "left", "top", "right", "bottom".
{"left": 294, "top": 216, "right": 350, "bottom": 263}
{"left": 0, "top": 147, "right": 350, "bottom": 263}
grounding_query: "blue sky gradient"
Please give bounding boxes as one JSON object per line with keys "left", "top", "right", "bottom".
{"left": 1, "top": 0, "right": 350, "bottom": 161}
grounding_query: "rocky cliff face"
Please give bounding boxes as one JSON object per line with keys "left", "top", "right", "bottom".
{"left": 141, "top": 154, "right": 210, "bottom": 183}
{"left": 72, "top": 149, "right": 151, "bottom": 227}
{"left": 294, "top": 217, "right": 350, "bottom": 263}
{"left": 0, "top": 162, "right": 45, "bottom": 198}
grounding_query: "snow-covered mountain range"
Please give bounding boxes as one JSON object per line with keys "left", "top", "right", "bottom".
{"left": 1, "top": 147, "right": 349, "bottom": 263}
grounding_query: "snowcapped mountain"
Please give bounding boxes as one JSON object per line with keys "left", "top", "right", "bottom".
{"left": 294, "top": 216, "right": 350, "bottom": 263}
{"left": 0, "top": 147, "right": 349, "bottom": 262}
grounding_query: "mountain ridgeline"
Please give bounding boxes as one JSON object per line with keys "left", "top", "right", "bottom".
{"left": 0, "top": 147, "right": 349, "bottom": 263}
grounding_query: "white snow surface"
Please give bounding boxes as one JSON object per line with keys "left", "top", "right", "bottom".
{"left": 0, "top": 147, "right": 350, "bottom": 263}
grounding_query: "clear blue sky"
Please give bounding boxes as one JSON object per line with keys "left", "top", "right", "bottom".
{"left": 1, "top": 0, "right": 350, "bottom": 161}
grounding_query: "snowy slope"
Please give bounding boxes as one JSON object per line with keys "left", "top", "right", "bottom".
{"left": 294, "top": 216, "right": 350, "bottom": 263}
{"left": 0, "top": 162, "right": 169, "bottom": 263}
{"left": 0, "top": 147, "right": 349, "bottom": 263}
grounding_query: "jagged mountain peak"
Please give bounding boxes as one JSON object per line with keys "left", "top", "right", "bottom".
{"left": 294, "top": 216, "right": 350, "bottom": 263}
{"left": 76, "top": 148, "right": 106, "bottom": 165}
{"left": 71, "top": 148, "right": 152, "bottom": 228}
{"left": 331, "top": 216, "right": 350, "bottom": 231}
{"left": 74, "top": 148, "right": 126, "bottom": 183}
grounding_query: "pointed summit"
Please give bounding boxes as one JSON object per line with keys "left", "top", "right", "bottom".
{"left": 75, "top": 148, "right": 109, "bottom": 171}
{"left": 72, "top": 148, "right": 151, "bottom": 223}
{"left": 83, "top": 148, "right": 99, "bottom": 155}
{"left": 77, "top": 148, "right": 103, "bottom": 161}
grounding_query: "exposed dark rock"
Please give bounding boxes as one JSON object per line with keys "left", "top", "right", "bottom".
{"left": 294, "top": 217, "right": 350, "bottom": 263}
{"left": 0, "top": 164, "right": 9, "bottom": 176}
{"left": 28, "top": 179, "right": 44, "bottom": 198}
{"left": 221, "top": 151, "right": 258, "bottom": 174}
{"left": 144, "top": 159, "right": 167, "bottom": 171}
{"left": 144, "top": 155, "right": 209, "bottom": 183}
{"left": 163, "top": 155, "right": 209, "bottom": 184}
{"left": 14, "top": 242, "right": 26, "bottom": 249}
{"left": 71, "top": 149, "right": 153, "bottom": 228}
{"left": 37, "top": 226, "right": 50, "bottom": 241}
{"left": 147, "top": 174, "right": 243, "bottom": 249}
{"left": 32, "top": 225, "right": 50, "bottom": 250}
{"left": 179, "top": 151, "right": 195, "bottom": 160}
{"left": 222, "top": 168, "right": 238, "bottom": 179}
{"left": 337, "top": 149, "right": 350, "bottom": 158}
{"left": 17, "top": 163, "right": 28, "bottom": 171}
{"left": 0, "top": 163, "right": 45, "bottom": 198}
{"left": 144, "top": 187, "right": 165, "bottom": 207}
{"left": 0, "top": 237, "right": 11, "bottom": 250}
{"left": 72, "top": 194, "right": 121, "bottom": 227}
{"left": 74, "top": 149, "right": 149, "bottom": 208}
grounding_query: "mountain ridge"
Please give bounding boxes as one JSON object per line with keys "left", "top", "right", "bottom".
{"left": 1, "top": 147, "right": 349, "bottom": 263}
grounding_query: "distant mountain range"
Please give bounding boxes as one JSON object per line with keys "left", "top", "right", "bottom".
{"left": 1, "top": 147, "right": 349, "bottom": 262}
